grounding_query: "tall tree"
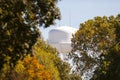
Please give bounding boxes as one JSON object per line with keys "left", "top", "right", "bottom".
{"left": 0, "top": 0, "right": 60, "bottom": 70}
{"left": 91, "top": 15, "right": 120, "bottom": 80}
{"left": 69, "top": 14, "right": 120, "bottom": 77}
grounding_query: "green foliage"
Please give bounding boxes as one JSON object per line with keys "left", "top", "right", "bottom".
{"left": 34, "top": 39, "right": 73, "bottom": 80}
{"left": 69, "top": 14, "right": 120, "bottom": 77}
{"left": 0, "top": 0, "right": 60, "bottom": 70}
{"left": 91, "top": 43, "right": 120, "bottom": 80}
{"left": 91, "top": 15, "right": 120, "bottom": 80}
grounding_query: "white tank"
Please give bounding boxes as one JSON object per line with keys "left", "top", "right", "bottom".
{"left": 48, "top": 26, "right": 77, "bottom": 53}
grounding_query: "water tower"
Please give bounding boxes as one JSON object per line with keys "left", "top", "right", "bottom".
{"left": 47, "top": 26, "right": 77, "bottom": 53}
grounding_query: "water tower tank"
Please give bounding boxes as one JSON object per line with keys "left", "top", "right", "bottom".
{"left": 48, "top": 26, "right": 77, "bottom": 53}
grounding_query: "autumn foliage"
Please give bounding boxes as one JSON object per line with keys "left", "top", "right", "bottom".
{"left": 0, "top": 55, "right": 52, "bottom": 80}
{"left": 17, "top": 55, "right": 51, "bottom": 80}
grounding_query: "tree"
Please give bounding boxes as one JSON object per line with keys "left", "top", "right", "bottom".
{"left": 20, "top": 55, "right": 52, "bottom": 80}
{"left": 91, "top": 15, "right": 120, "bottom": 80}
{"left": 69, "top": 14, "right": 120, "bottom": 77}
{"left": 34, "top": 39, "right": 72, "bottom": 80}
{"left": 33, "top": 39, "right": 82, "bottom": 80}
{"left": 0, "top": 0, "right": 60, "bottom": 70}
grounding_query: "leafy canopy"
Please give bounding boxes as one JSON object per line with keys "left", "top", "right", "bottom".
{"left": 91, "top": 15, "right": 120, "bottom": 80}
{"left": 34, "top": 39, "right": 82, "bottom": 80}
{"left": 0, "top": 0, "right": 60, "bottom": 70}
{"left": 69, "top": 14, "right": 120, "bottom": 76}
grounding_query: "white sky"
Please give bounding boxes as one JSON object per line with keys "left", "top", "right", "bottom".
{"left": 40, "top": 0, "right": 120, "bottom": 40}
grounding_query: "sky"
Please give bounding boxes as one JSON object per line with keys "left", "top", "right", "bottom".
{"left": 40, "top": 0, "right": 120, "bottom": 40}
